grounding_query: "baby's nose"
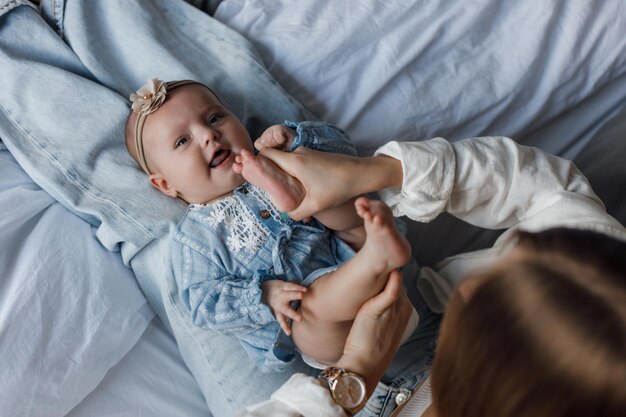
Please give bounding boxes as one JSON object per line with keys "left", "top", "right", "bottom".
{"left": 201, "top": 129, "right": 219, "bottom": 147}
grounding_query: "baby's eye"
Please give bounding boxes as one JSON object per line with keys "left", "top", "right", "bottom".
{"left": 208, "top": 113, "right": 224, "bottom": 125}
{"left": 175, "top": 137, "right": 189, "bottom": 148}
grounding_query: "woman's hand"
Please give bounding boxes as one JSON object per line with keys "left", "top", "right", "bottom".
{"left": 261, "top": 280, "right": 307, "bottom": 335}
{"left": 335, "top": 270, "right": 412, "bottom": 397}
{"left": 259, "top": 147, "right": 403, "bottom": 221}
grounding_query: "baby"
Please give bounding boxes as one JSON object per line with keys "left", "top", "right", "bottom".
{"left": 125, "top": 79, "right": 416, "bottom": 370}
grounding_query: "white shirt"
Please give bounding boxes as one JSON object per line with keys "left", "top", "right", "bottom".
{"left": 236, "top": 137, "right": 626, "bottom": 417}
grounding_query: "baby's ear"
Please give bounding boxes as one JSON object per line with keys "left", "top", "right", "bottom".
{"left": 149, "top": 174, "right": 178, "bottom": 198}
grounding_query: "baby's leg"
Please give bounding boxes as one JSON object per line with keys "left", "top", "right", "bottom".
{"left": 234, "top": 149, "right": 305, "bottom": 212}
{"left": 314, "top": 201, "right": 366, "bottom": 249}
{"left": 301, "top": 197, "right": 410, "bottom": 321}
{"left": 292, "top": 316, "right": 353, "bottom": 366}
{"left": 291, "top": 197, "right": 411, "bottom": 364}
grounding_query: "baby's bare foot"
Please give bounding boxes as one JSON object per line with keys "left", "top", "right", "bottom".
{"left": 233, "top": 149, "right": 305, "bottom": 212}
{"left": 355, "top": 197, "right": 411, "bottom": 273}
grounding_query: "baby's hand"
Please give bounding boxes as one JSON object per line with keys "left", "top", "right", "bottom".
{"left": 261, "top": 280, "right": 307, "bottom": 335}
{"left": 254, "top": 125, "right": 296, "bottom": 152}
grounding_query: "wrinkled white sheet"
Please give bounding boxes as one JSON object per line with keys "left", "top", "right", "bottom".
{"left": 216, "top": 0, "right": 626, "bottom": 155}
{"left": 0, "top": 143, "right": 211, "bottom": 417}
{"left": 0, "top": 144, "right": 153, "bottom": 417}
{"left": 68, "top": 318, "right": 212, "bottom": 417}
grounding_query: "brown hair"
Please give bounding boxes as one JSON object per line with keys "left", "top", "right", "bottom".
{"left": 431, "top": 228, "right": 626, "bottom": 417}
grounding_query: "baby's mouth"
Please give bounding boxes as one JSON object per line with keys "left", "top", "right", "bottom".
{"left": 209, "top": 149, "right": 231, "bottom": 168}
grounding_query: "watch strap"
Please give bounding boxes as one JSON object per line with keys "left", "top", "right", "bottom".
{"left": 318, "top": 366, "right": 366, "bottom": 415}
{"left": 319, "top": 366, "right": 344, "bottom": 387}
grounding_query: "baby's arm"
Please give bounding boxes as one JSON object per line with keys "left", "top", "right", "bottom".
{"left": 173, "top": 244, "right": 278, "bottom": 336}
{"left": 174, "top": 239, "right": 311, "bottom": 339}
{"left": 185, "top": 273, "right": 276, "bottom": 334}
{"left": 254, "top": 124, "right": 297, "bottom": 152}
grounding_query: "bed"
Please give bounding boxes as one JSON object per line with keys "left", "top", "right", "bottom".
{"left": 0, "top": 0, "right": 624, "bottom": 416}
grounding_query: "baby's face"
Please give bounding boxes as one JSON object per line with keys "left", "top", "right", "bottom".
{"left": 142, "top": 84, "right": 253, "bottom": 204}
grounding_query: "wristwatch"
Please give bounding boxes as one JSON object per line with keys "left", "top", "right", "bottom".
{"left": 318, "top": 366, "right": 367, "bottom": 415}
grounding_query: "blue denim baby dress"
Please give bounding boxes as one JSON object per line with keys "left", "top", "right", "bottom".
{"left": 171, "top": 121, "right": 358, "bottom": 371}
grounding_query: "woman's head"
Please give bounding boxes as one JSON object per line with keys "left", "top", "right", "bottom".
{"left": 125, "top": 79, "right": 252, "bottom": 204}
{"left": 431, "top": 228, "right": 626, "bottom": 417}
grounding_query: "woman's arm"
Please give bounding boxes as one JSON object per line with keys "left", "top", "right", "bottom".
{"left": 262, "top": 137, "right": 624, "bottom": 239}
{"left": 375, "top": 137, "right": 625, "bottom": 238}
{"left": 235, "top": 373, "right": 344, "bottom": 417}
{"left": 236, "top": 271, "right": 412, "bottom": 417}
{"left": 334, "top": 270, "right": 413, "bottom": 399}
{"left": 258, "top": 147, "right": 402, "bottom": 220}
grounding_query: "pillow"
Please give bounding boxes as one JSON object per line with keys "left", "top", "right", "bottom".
{"left": 0, "top": 144, "right": 154, "bottom": 417}
{"left": 0, "top": 0, "right": 310, "bottom": 254}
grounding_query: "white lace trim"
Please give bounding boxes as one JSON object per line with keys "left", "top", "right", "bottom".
{"left": 191, "top": 183, "right": 286, "bottom": 254}
{"left": 188, "top": 184, "right": 288, "bottom": 253}
{"left": 0, "top": 0, "right": 33, "bottom": 15}
{"left": 215, "top": 196, "right": 266, "bottom": 253}
{"left": 248, "top": 185, "right": 284, "bottom": 222}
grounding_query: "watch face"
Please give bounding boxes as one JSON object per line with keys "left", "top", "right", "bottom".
{"left": 334, "top": 373, "right": 366, "bottom": 409}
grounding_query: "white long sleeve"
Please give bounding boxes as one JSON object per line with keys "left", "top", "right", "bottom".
{"left": 236, "top": 374, "right": 346, "bottom": 417}
{"left": 376, "top": 137, "right": 626, "bottom": 311}
{"left": 376, "top": 136, "right": 624, "bottom": 238}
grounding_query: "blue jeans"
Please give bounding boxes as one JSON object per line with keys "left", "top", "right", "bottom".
{"left": 0, "top": 1, "right": 439, "bottom": 415}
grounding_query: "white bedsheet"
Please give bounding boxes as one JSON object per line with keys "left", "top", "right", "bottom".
{"left": 0, "top": 143, "right": 211, "bottom": 417}
{"left": 0, "top": 144, "right": 153, "bottom": 417}
{"left": 216, "top": 0, "right": 626, "bottom": 156}
{"left": 68, "top": 318, "right": 212, "bottom": 417}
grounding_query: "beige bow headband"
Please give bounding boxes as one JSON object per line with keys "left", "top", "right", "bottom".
{"left": 129, "top": 78, "right": 204, "bottom": 175}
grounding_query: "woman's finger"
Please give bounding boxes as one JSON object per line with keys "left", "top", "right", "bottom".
{"left": 360, "top": 270, "right": 403, "bottom": 314}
